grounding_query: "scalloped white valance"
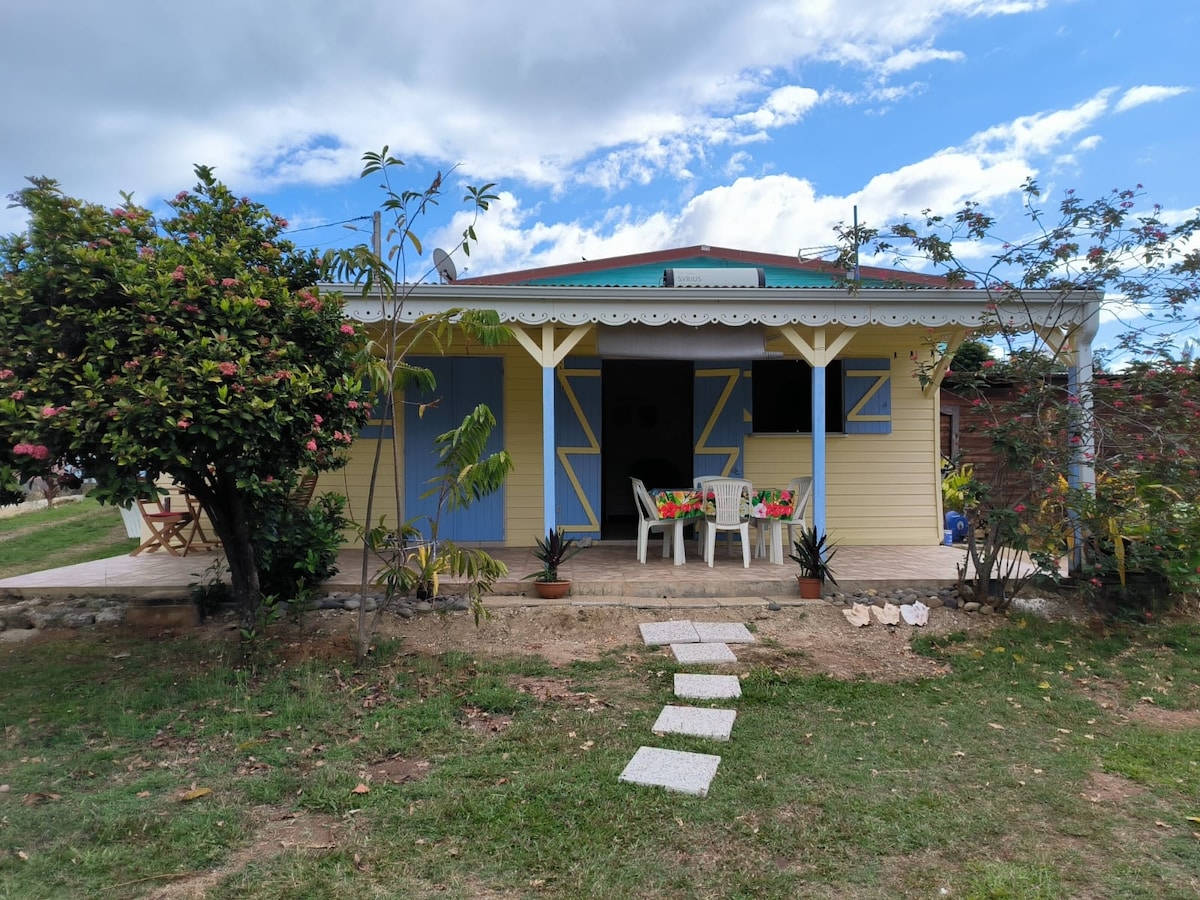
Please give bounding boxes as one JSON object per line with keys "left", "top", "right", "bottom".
{"left": 327, "top": 283, "right": 1100, "bottom": 333}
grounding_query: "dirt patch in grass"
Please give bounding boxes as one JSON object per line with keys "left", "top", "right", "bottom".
{"left": 461, "top": 707, "right": 515, "bottom": 735}
{"left": 363, "top": 755, "right": 432, "bottom": 785}
{"left": 1081, "top": 771, "right": 1148, "bottom": 804}
{"left": 144, "top": 805, "right": 344, "bottom": 899}
{"left": 1074, "top": 677, "right": 1200, "bottom": 731}
{"left": 1124, "top": 703, "right": 1200, "bottom": 730}
{"left": 295, "top": 601, "right": 1002, "bottom": 681}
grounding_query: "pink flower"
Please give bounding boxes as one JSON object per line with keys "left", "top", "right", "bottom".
{"left": 0, "top": 369, "right": 12, "bottom": 380}
{"left": 139, "top": 247, "right": 154, "bottom": 258}
{"left": 265, "top": 475, "right": 274, "bottom": 483}
{"left": 1013, "top": 503, "right": 1026, "bottom": 513}
{"left": 172, "top": 265, "right": 186, "bottom": 281}
{"left": 313, "top": 414, "right": 323, "bottom": 425}
{"left": 13, "top": 443, "right": 50, "bottom": 461}
{"left": 340, "top": 324, "right": 355, "bottom": 335}
{"left": 177, "top": 419, "right": 191, "bottom": 429}
{"left": 221, "top": 278, "right": 238, "bottom": 287}
{"left": 175, "top": 191, "right": 189, "bottom": 201}
{"left": 348, "top": 400, "right": 359, "bottom": 409}
{"left": 305, "top": 440, "right": 318, "bottom": 451}
{"left": 218, "top": 362, "right": 238, "bottom": 376}
{"left": 117, "top": 226, "right": 131, "bottom": 235}
{"left": 11, "top": 390, "right": 25, "bottom": 400}
{"left": 41, "top": 406, "right": 58, "bottom": 418}
{"left": 982, "top": 359, "right": 995, "bottom": 368}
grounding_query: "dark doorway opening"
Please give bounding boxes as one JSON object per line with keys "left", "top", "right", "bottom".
{"left": 601, "top": 360, "right": 694, "bottom": 539}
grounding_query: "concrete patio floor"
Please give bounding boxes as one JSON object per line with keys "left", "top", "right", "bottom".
{"left": 0, "top": 539, "right": 984, "bottom": 602}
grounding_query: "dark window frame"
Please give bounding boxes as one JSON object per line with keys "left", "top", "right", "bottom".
{"left": 750, "top": 359, "right": 844, "bottom": 434}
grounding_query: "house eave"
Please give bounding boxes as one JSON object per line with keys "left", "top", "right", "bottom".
{"left": 328, "top": 283, "right": 1101, "bottom": 331}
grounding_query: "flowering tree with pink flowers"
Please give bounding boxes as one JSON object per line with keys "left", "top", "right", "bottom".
{"left": 837, "top": 180, "right": 1200, "bottom": 612}
{"left": 0, "top": 167, "right": 371, "bottom": 619}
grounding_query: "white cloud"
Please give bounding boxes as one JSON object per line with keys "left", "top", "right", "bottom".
{"left": 880, "top": 46, "right": 964, "bottom": 75}
{"left": 0, "top": 0, "right": 1049, "bottom": 234}
{"left": 460, "top": 85, "right": 1142, "bottom": 277}
{"left": 1115, "top": 85, "right": 1191, "bottom": 113}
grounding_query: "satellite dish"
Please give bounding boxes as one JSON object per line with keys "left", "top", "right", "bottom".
{"left": 432, "top": 248, "right": 457, "bottom": 283}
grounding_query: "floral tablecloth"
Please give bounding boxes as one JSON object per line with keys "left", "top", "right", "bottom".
{"left": 751, "top": 488, "right": 795, "bottom": 520}
{"left": 648, "top": 488, "right": 705, "bottom": 520}
{"left": 649, "top": 486, "right": 796, "bottom": 520}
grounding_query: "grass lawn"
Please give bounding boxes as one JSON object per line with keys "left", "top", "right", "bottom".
{"left": 0, "top": 613, "right": 1197, "bottom": 898}
{"left": 0, "top": 497, "right": 137, "bottom": 580}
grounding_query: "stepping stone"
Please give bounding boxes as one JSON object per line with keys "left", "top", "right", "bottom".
{"left": 670, "top": 642, "right": 737, "bottom": 663}
{"left": 619, "top": 746, "right": 722, "bottom": 797}
{"left": 693, "top": 622, "right": 755, "bottom": 644}
{"left": 674, "top": 673, "right": 742, "bottom": 700}
{"left": 652, "top": 705, "right": 737, "bottom": 741}
{"left": 640, "top": 620, "right": 700, "bottom": 645}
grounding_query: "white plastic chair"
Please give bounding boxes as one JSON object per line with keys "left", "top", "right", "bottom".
{"left": 754, "top": 476, "right": 813, "bottom": 563}
{"left": 692, "top": 475, "right": 720, "bottom": 554}
{"left": 630, "top": 477, "right": 677, "bottom": 564}
{"left": 703, "top": 477, "right": 752, "bottom": 568}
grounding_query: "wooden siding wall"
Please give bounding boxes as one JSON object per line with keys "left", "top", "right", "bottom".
{"left": 744, "top": 329, "right": 943, "bottom": 545}
{"left": 337, "top": 327, "right": 943, "bottom": 547}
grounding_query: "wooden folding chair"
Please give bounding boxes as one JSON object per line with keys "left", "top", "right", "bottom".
{"left": 181, "top": 492, "right": 221, "bottom": 552}
{"left": 130, "top": 492, "right": 195, "bottom": 557}
{"left": 289, "top": 472, "right": 319, "bottom": 509}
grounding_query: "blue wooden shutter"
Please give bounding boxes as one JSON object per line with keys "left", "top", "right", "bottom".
{"left": 843, "top": 359, "right": 892, "bottom": 434}
{"left": 554, "top": 357, "right": 601, "bottom": 539}
{"left": 404, "top": 356, "right": 505, "bottom": 541}
{"left": 693, "top": 363, "right": 751, "bottom": 477}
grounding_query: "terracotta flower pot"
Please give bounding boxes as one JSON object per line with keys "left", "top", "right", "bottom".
{"left": 797, "top": 575, "right": 823, "bottom": 599}
{"left": 533, "top": 580, "right": 571, "bottom": 600}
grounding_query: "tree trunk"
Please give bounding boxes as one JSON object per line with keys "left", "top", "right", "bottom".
{"left": 187, "top": 479, "right": 261, "bottom": 626}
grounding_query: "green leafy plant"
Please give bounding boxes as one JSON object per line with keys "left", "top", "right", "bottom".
{"left": 253, "top": 491, "right": 350, "bottom": 601}
{"left": 941, "top": 463, "right": 974, "bottom": 513}
{"left": 839, "top": 180, "right": 1200, "bottom": 612}
{"left": 789, "top": 525, "right": 838, "bottom": 584}
{"left": 523, "top": 528, "right": 584, "bottom": 583}
{"left": 322, "top": 148, "right": 510, "bottom": 659}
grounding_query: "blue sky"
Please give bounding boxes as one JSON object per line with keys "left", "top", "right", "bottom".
{"left": 2, "top": 1, "right": 1196, "bottom": 350}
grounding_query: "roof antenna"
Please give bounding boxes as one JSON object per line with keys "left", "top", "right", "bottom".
{"left": 853, "top": 205, "right": 861, "bottom": 281}
{"left": 432, "top": 248, "right": 457, "bottom": 284}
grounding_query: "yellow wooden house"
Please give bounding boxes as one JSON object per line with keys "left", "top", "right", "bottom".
{"left": 331, "top": 245, "right": 1098, "bottom": 548}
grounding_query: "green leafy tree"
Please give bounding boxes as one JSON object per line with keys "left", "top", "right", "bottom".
{"left": 837, "top": 181, "right": 1200, "bottom": 611}
{"left": 0, "top": 168, "right": 371, "bottom": 619}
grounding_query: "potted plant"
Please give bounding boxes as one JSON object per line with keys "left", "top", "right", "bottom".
{"left": 524, "top": 528, "right": 584, "bottom": 599}
{"left": 789, "top": 525, "right": 838, "bottom": 599}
